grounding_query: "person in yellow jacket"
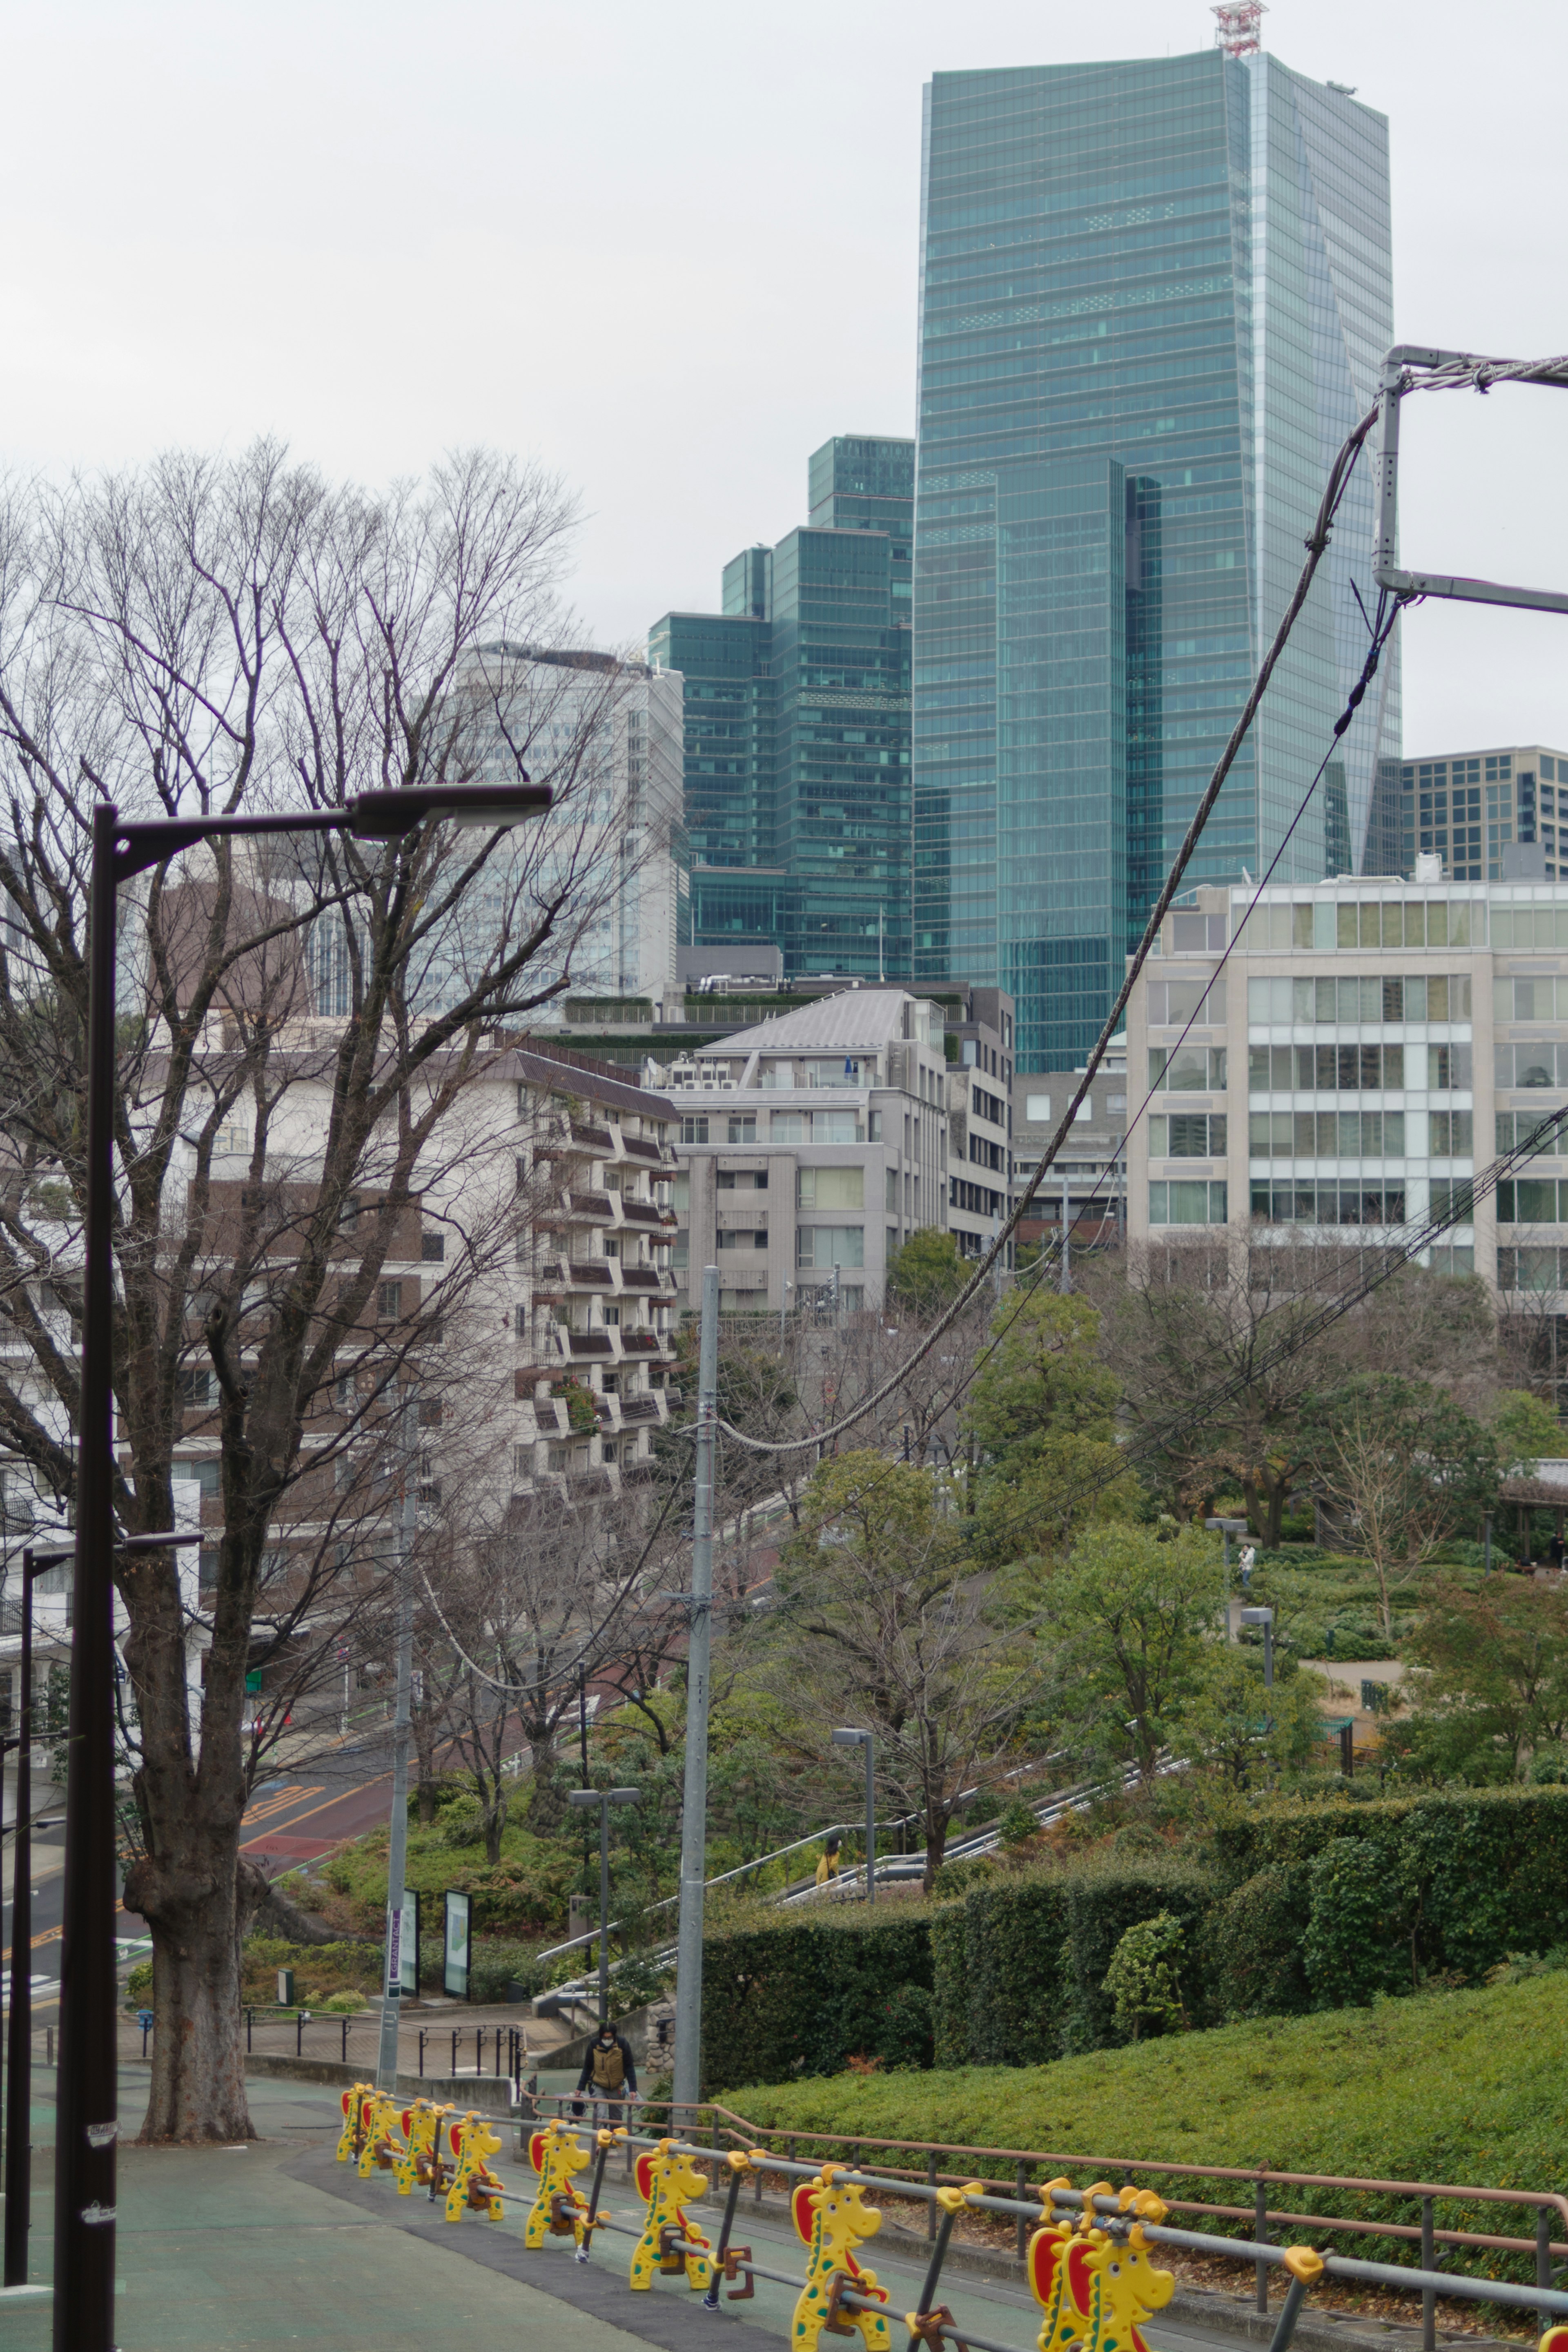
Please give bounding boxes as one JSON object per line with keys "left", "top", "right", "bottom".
{"left": 814, "top": 1833, "right": 844, "bottom": 1888}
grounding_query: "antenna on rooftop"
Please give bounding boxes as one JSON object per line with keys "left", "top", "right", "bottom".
{"left": 1211, "top": 1, "right": 1267, "bottom": 55}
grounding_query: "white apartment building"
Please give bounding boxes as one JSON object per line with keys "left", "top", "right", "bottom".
{"left": 651, "top": 990, "right": 951, "bottom": 1316}
{"left": 1012, "top": 1041, "right": 1128, "bottom": 1255}
{"left": 1125, "top": 872, "right": 1568, "bottom": 1296}
{"left": 944, "top": 986, "right": 1016, "bottom": 1261}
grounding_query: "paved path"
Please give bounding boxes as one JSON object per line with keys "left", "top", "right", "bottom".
{"left": 0, "top": 2066, "right": 1264, "bottom": 2352}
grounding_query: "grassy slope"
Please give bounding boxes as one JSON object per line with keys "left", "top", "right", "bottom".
{"left": 720, "top": 1974, "right": 1568, "bottom": 2197}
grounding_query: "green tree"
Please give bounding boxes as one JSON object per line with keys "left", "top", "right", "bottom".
{"left": 1395, "top": 1576, "right": 1568, "bottom": 1780}
{"left": 1104, "top": 1910, "right": 1189, "bottom": 2038}
{"left": 1029, "top": 1523, "right": 1224, "bottom": 1785}
{"left": 1301, "top": 1374, "right": 1501, "bottom": 1636}
{"left": 1180, "top": 1645, "right": 1328, "bottom": 1786}
{"left": 771, "top": 1450, "right": 1029, "bottom": 1890}
{"left": 967, "top": 1288, "right": 1133, "bottom": 1560}
{"left": 886, "top": 1228, "right": 967, "bottom": 1319}
{"left": 1490, "top": 1388, "right": 1562, "bottom": 1476}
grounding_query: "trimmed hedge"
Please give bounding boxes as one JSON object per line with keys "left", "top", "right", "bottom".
{"left": 701, "top": 1908, "right": 937, "bottom": 2090}
{"left": 1212, "top": 1786, "right": 1568, "bottom": 1986}
{"left": 1059, "top": 1858, "right": 1216, "bottom": 2053}
{"left": 933, "top": 1876, "right": 1070, "bottom": 2069}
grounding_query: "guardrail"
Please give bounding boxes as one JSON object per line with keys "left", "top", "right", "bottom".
{"left": 346, "top": 2090, "right": 1568, "bottom": 2352}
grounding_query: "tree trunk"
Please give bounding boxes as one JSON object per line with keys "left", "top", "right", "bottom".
{"left": 126, "top": 1849, "right": 266, "bottom": 2142}
{"left": 920, "top": 1803, "right": 949, "bottom": 1896}
{"left": 417, "top": 1777, "right": 439, "bottom": 1826}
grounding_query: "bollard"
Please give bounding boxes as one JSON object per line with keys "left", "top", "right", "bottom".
{"left": 1423, "top": 2198, "right": 1436, "bottom": 2352}
{"left": 1016, "top": 2160, "right": 1029, "bottom": 2261}
{"left": 927, "top": 2150, "right": 937, "bottom": 2240}
{"left": 419, "top": 2029, "right": 426, "bottom": 2078}
{"left": 47, "top": 2025, "right": 53, "bottom": 2067}
{"left": 341, "top": 2018, "right": 349, "bottom": 2064}
{"left": 451, "top": 2028, "right": 459, "bottom": 2076}
{"left": 246, "top": 2007, "right": 253, "bottom": 2053}
{"left": 1255, "top": 2177, "right": 1268, "bottom": 2314}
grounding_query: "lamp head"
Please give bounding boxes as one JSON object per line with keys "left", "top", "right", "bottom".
{"left": 567, "top": 1788, "right": 604, "bottom": 1810}
{"left": 832, "top": 1728, "right": 869, "bottom": 1748}
{"left": 348, "top": 782, "right": 551, "bottom": 840}
{"left": 1239, "top": 1606, "right": 1274, "bottom": 1627}
{"left": 608, "top": 1788, "right": 640, "bottom": 1806}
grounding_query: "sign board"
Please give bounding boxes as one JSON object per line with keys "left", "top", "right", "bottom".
{"left": 443, "top": 1889, "right": 471, "bottom": 2001}
{"left": 398, "top": 1888, "right": 419, "bottom": 1998}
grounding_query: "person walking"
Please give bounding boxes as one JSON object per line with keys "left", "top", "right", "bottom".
{"left": 815, "top": 1833, "right": 843, "bottom": 1888}
{"left": 575, "top": 2019, "right": 638, "bottom": 2129}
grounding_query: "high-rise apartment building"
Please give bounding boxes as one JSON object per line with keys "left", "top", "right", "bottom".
{"left": 1391, "top": 745, "right": 1568, "bottom": 884}
{"left": 913, "top": 49, "right": 1396, "bottom": 1069}
{"left": 650, "top": 436, "right": 913, "bottom": 982}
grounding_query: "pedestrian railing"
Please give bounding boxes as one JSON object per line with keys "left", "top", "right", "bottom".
{"left": 350, "top": 2087, "right": 1568, "bottom": 2352}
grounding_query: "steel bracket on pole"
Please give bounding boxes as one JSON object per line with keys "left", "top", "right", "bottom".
{"left": 1374, "top": 343, "right": 1568, "bottom": 615}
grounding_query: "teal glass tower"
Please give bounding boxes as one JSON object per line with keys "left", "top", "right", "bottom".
{"left": 650, "top": 436, "right": 913, "bottom": 979}
{"left": 914, "top": 49, "right": 1396, "bottom": 1066}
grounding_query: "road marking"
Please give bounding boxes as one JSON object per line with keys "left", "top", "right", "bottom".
{"left": 240, "top": 1784, "right": 325, "bottom": 1826}
{"left": 0, "top": 1926, "right": 63, "bottom": 1962}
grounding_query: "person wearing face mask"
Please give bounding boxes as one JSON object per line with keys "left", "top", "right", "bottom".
{"left": 575, "top": 2018, "right": 639, "bottom": 2128}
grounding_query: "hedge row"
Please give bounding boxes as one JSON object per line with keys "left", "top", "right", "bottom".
{"left": 700, "top": 1909, "right": 936, "bottom": 2089}
{"left": 704, "top": 1788, "right": 1568, "bottom": 2089}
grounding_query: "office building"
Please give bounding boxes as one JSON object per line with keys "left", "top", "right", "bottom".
{"left": 649, "top": 436, "right": 913, "bottom": 982}
{"left": 1123, "top": 872, "right": 1568, "bottom": 1301}
{"left": 914, "top": 47, "right": 1396, "bottom": 1068}
{"left": 1392, "top": 745, "right": 1568, "bottom": 883}
{"left": 653, "top": 990, "right": 950, "bottom": 1317}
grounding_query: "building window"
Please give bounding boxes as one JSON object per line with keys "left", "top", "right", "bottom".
{"left": 727, "top": 1116, "right": 757, "bottom": 1143}
{"left": 716, "top": 1230, "right": 767, "bottom": 1250}
{"left": 173, "top": 1458, "right": 221, "bottom": 1498}
{"left": 377, "top": 1282, "right": 401, "bottom": 1320}
{"left": 680, "top": 1117, "right": 709, "bottom": 1144}
{"left": 796, "top": 1225, "right": 864, "bottom": 1269}
{"left": 1147, "top": 1181, "right": 1228, "bottom": 1227}
{"left": 797, "top": 1166, "right": 864, "bottom": 1209}
{"left": 1149, "top": 1046, "right": 1227, "bottom": 1092}
{"left": 177, "top": 1368, "right": 214, "bottom": 1409}
{"left": 512, "top": 1443, "right": 534, "bottom": 1481}
{"left": 417, "top": 1400, "right": 443, "bottom": 1428}
{"left": 1149, "top": 1114, "right": 1226, "bottom": 1159}
{"left": 1025, "top": 1093, "right": 1050, "bottom": 1121}
{"left": 1147, "top": 974, "right": 1225, "bottom": 1024}
{"left": 421, "top": 1233, "right": 445, "bottom": 1262}
{"left": 1248, "top": 1110, "right": 1405, "bottom": 1158}
{"left": 1247, "top": 1182, "right": 1406, "bottom": 1227}
{"left": 1495, "top": 1044, "right": 1564, "bottom": 1090}
{"left": 1430, "top": 1111, "right": 1473, "bottom": 1156}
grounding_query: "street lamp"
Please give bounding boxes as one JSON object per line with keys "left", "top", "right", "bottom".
{"left": 1206, "top": 1516, "right": 1248, "bottom": 1640}
{"left": 831, "top": 1728, "right": 875, "bottom": 1905}
{"left": 566, "top": 1788, "right": 641, "bottom": 2026}
{"left": 58, "top": 778, "right": 549, "bottom": 2352}
{"left": 3, "top": 1540, "right": 71, "bottom": 2287}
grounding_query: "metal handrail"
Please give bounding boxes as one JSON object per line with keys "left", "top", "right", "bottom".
{"left": 492, "top": 2098, "right": 1568, "bottom": 2352}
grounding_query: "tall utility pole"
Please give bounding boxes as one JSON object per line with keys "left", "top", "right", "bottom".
{"left": 671, "top": 1264, "right": 718, "bottom": 2125}
{"left": 376, "top": 1395, "right": 419, "bottom": 2091}
{"left": 1060, "top": 1173, "right": 1071, "bottom": 1293}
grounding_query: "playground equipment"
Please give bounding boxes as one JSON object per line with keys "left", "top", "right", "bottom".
{"left": 790, "top": 2163, "right": 893, "bottom": 2352}
{"left": 334, "top": 2082, "right": 374, "bottom": 2165}
{"left": 524, "top": 2119, "right": 595, "bottom": 2251}
{"left": 356, "top": 2091, "right": 406, "bottom": 2180}
{"left": 443, "top": 2111, "right": 506, "bottom": 2223}
{"left": 628, "top": 2137, "right": 713, "bottom": 2292}
{"left": 393, "top": 2100, "right": 452, "bottom": 2197}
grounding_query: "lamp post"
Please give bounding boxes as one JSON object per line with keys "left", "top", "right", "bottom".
{"left": 1240, "top": 1604, "right": 1276, "bottom": 1748}
{"left": 1206, "top": 1516, "right": 1248, "bottom": 1640}
{"left": 56, "top": 778, "right": 549, "bottom": 2352}
{"left": 566, "top": 1787, "right": 641, "bottom": 2025}
{"left": 831, "top": 1728, "right": 875, "bottom": 1904}
{"left": 3, "top": 1541, "right": 71, "bottom": 2286}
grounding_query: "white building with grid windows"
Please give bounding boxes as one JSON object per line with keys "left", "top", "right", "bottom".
{"left": 1125, "top": 875, "right": 1568, "bottom": 1299}
{"left": 1392, "top": 743, "right": 1568, "bottom": 884}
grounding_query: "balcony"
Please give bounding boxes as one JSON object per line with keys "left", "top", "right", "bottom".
{"left": 622, "top": 1136, "right": 661, "bottom": 1162}
{"left": 567, "top": 1193, "right": 613, "bottom": 1219}
{"left": 620, "top": 1330, "right": 664, "bottom": 1355}
{"left": 620, "top": 1395, "right": 662, "bottom": 1424}
{"left": 621, "top": 1199, "right": 662, "bottom": 1227}
{"left": 566, "top": 1331, "right": 613, "bottom": 1359}
{"left": 620, "top": 1266, "right": 660, "bottom": 1290}
{"left": 568, "top": 1260, "right": 615, "bottom": 1286}
{"left": 570, "top": 1124, "right": 613, "bottom": 1151}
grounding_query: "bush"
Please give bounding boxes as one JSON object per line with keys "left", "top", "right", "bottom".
{"left": 1060, "top": 1856, "right": 1216, "bottom": 2053}
{"left": 322, "top": 1989, "right": 367, "bottom": 2013}
{"left": 931, "top": 1871, "right": 1069, "bottom": 2069}
{"left": 1103, "top": 1911, "right": 1190, "bottom": 2037}
{"left": 1304, "top": 1839, "right": 1413, "bottom": 2006}
{"left": 125, "top": 1959, "right": 153, "bottom": 2002}
{"left": 1212, "top": 1786, "right": 1568, "bottom": 1989}
{"left": 997, "top": 1799, "right": 1041, "bottom": 1848}
{"left": 875, "top": 1982, "right": 934, "bottom": 2070}
{"left": 699, "top": 1905, "right": 938, "bottom": 2090}
{"left": 1209, "top": 1865, "right": 1312, "bottom": 2021}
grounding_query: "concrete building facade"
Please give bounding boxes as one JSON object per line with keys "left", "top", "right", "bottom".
{"left": 1123, "top": 874, "right": 1568, "bottom": 1299}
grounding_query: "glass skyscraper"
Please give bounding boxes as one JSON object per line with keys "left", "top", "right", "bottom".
{"left": 913, "top": 49, "right": 1396, "bottom": 1067}
{"left": 650, "top": 436, "right": 913, "bottom": 979}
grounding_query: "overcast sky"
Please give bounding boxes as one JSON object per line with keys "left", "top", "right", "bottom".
{"left": 5, "top": 0, "right": 1568, "bottom": 757}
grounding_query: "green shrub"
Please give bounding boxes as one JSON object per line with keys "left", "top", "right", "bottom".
{"left": 125, "top": 1959, "right": 153, "bottom": 2002}
{"left": 322, "top": 1989, "right": 367, "bottom": 2013}
{"left": 997, "top": 1799, "right": 1040, "bottom": 1848}
{"left": 1209, "top": 1865, "right": 1312, "bottom": 2021}
{"left": 1103, "top": 1911, "right": 1189, "bottom": 2037}
{"left": 1060, "top": 1856, "right": 1216, "bottom": 2053}
{"left": 1212, "top": 1786, "right": 1568, "bottom": 1982}
{"left": 875, "top": 1982, "right": 934, "bottom": 2070}
{"left": 931, "top": 1871, "right": 1069, "bottom": 2068}
{"left": 1304, "top": 1839, "right": 1413, "bottom": 2006}
{"left": 699, "top": 1906, "right": 938, "bottom": 2090}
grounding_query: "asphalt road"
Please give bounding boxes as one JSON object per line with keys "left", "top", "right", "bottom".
{"left": 1, "top": 1725, "right": 412, "bottom": 2007}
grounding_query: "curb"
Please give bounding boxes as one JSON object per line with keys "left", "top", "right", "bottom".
{"left": 243, "top": 2054, "right": 514, "bottom": 2114}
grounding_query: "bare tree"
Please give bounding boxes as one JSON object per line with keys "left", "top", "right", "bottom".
{"left": 0, "top": 444, "right": 644, "bottom": 2142}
